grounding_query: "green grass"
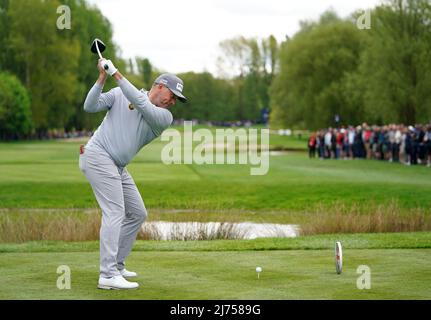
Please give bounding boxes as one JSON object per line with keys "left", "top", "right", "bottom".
{"left": 1, "top": 138, "right": 431, "bottom": 213}
{"left": 1, "top": 134, "right": 431, "bottom": 299}
{"left": 0, "top": 233, "right": 430, "bottom": 299}
{"left": 1, "top": 232, "right": 430, "bottom": 252}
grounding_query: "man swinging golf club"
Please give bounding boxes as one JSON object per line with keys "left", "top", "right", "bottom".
{"left": 80, "top": 39, "right": 187, "bottom": 290}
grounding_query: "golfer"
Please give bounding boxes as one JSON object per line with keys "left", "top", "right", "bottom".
{"left": 79, "top": 58, "right": 187, "bottom": 290}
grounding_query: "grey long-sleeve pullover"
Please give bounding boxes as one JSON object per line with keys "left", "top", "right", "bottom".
{"left": 83, "top": 77, "right": 173, "bottom": 167}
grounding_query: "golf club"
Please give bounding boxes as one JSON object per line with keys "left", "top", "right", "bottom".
{"left": 91, "top": 38, "right": 109, "bottom": 70}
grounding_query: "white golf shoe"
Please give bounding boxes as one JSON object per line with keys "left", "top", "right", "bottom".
{"left": 98, "top": 275, "right": 139, "bottom": 290}
{"left": 120, "top": 268, "right": 138, "bottom": 278}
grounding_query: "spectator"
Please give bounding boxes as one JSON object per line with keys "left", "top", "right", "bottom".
{"left": 371, "top": 126, "right": 379, "bottom": 159}
{"left": 337, "top": 128, "right": 345, "bottom": 159}
{"left": 405, "top": 126, "right": 413, "bottom": 165}
{"left": 377, "top": 127, "right": 386, "bottom": 160}
{"left": 318, "top": 130, "right": 325, "bottom": 159}
{"left": 392, "top": 124, "right": 402, "bottom": 162}
{"left": 331, "top": 129, "right": 337, "bottom": 159}
{"left": 353, "top": 125, "right": 364, "bottom": 158}
{"left": 308, "top": 132, "right": 317, "bottom": 158}
{"left": 362, "top": 123, "right": 373, "bottom": 159}
{"left": 348, "top": 126, "right": 355, "bottom": 158}
{"left": 417, "top": 124, "right": 426, "bottom": 164}
{"left": 342, "top": 127, "right": 350, "bottom": 160}
{"left": 324, "top": 128, "right": 333, "bottom": 159}
{"left": 425, "top": 125, "right": 431, "bottom": 167}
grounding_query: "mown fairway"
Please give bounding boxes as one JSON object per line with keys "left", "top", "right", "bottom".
{"left": 1, "top": 132, "right": 431, "bottom": 215}
{"left": 0, "top": 130, "right": 430, "bottom": 299}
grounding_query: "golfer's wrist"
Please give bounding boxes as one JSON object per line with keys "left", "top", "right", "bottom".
{"left": 97, "top": 74, "right": 108, "bottom": 85}
{"left": 113, "top": 71, "right": 122, "bottom": 81}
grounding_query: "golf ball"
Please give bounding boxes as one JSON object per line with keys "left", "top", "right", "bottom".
{"left": 256, "top": 267, "right": 262, "bottom": 273}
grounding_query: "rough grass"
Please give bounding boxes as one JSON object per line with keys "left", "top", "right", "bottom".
{"left": 300, "top": 201, "right": 431, "bottom": 235}
{"left": 0, "top": 210, "right": 101, "bottom": 242}
{"left": 0, "top": 210, "right": 249, "bottom": 242}
{"left": 1, "top": 201, "right": 430, "bottom": 242}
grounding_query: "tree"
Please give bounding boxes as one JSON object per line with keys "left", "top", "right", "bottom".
{"left": 217, "top": 36, "right": 252, "bottom": 79}
{"left": 270, "top": 11, "right": 365, "bottom": 129}
{"left": 0, "top": 0, "right": 10, "bottom": 71}
{"left": 1, "top": 0, "right": 121, "bottom": 134}
{"left": 358, "top": 0, "right": 431, "bottom": 124}
{"left": 262, "top": 35, "right": 279, "bottom": 78}
{"left": 217, "top": 36, "right": 279, "bottom": 121}
{"left": 0, "top": 72, "right": 32, "bottom": 140}
{"left": 61, "top": 0, "right": 120, "bottom": 131}
{"left": 171, "top": 72, "right": 236, "bottom": 122}
{"left": 6, "top": 0, "right": 80, "bottom": 134}
{"left": 136, "top": 57, "right": 153, "bottom": 89}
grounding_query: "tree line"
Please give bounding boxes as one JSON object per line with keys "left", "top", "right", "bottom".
{"left": 0, "top": 0, "right": 120, "bottom": 139}
{"left": 270, "top": 0, "right": 431, "bottom": 130}
{"left": 1, "top": 0, "right": 430, "bottom": 140}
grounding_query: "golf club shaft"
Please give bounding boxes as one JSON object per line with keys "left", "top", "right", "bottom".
{"left": 95, "top": 41, "right": 103, "bottom": 60}
{"left": 95, "top": 41, "right": 109, "bottom": 70}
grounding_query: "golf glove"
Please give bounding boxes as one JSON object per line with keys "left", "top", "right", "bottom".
{"left": 100, "top": 59, "right": 118, "bottom": 76}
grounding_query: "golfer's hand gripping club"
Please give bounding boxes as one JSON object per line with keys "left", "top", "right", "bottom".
{"left": 99, "top": 58, "right": 118, "bottom": 76}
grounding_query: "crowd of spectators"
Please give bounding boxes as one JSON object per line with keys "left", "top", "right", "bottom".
{"left": 307, "top": 123, "right": 431, "bottom": 166}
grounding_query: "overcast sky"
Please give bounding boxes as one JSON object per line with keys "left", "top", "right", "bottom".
{"left": 86, "top": 0, "right": 383, "bottom": 75}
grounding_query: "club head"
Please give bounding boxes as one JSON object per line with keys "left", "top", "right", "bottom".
{"left": 91, "top": 38, "right": 106, "bottom": 56}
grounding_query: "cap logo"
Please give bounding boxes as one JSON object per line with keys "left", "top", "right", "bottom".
{"left": 176, "top": 83, "right": 183, "bottom": 92}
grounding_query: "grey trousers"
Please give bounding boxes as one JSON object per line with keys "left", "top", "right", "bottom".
{"left": 79, "top": 144, "right": 147, "bottom": 278}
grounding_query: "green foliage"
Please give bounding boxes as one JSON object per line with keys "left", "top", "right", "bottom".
{"left": 136, "top": 57, "right": 153, "bottom": 89}
{"left": 172, "top": 72, "right": 236, "bottom": 121}
{"left": 0, "top": 0, "right": 10, "bottom": 70}
{"left": 1, "top": 0, "right": 118, "bottom": 134}
{"left": 58, "top": 0, "right": 119, "bottom": 131}
{"left": 0, "top": 72, "right": 32, "bottom": 139}
{"left": 6, "top": 0, "right": 78, "bottom": 132}
{"left": 2, "top": 0, "right": 431, "bottom": 136}
{"left": 271, "top": 3, "right": 431, "bottom": 129}
{"left": 217, "top": 35, "right": 279, "bottom": 121}
{"left": 270, "top": 13, "right": 365, "bottom": 129}
{"left": 358, "top": 0, "right": 431, "bottom": 124}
